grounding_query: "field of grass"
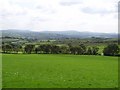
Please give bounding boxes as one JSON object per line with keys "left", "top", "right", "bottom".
{"left": 0, "top": 54, "right": 2, "bottom": 89}
{"left": 2, "top": 54, "right": 118, "bottom": 88}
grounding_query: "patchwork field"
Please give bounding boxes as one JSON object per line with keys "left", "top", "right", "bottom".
{"left": 2, "top": 54, "right": 118, "bottom": 88}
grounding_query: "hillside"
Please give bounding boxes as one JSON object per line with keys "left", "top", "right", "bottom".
{"left": 1, "top": 29, "right": 118, "bottom": 40}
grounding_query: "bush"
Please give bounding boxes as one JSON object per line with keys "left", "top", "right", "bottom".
{"left": 103, "top": 44, "right": 119, "bottom": 56}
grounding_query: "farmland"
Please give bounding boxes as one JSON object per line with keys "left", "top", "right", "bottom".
{"left": 2, "top": 54, "right": 118, "bottom": 88}
{"left": 1, "top": 36, "right": 119, "bottom": 55}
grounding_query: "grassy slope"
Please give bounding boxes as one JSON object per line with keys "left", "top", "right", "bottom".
{"left": 0, "top": 54, "right": 2, "bottom": 89}
{"left": 2, "top": 54, "right": 118, "bottom": 88}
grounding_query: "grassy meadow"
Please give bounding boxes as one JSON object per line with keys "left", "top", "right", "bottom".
{"left": 0, "top": 54, "right": 2, "bottom": 89}
{"left": 2, "top": 54, "right": 118, "bottom": 88}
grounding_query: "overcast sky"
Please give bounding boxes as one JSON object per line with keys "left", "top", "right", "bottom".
{"left": 0, "top": 0, "right": 118, "bottom": 33}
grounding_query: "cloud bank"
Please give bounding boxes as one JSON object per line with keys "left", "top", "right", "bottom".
{"left": 0, "top": 0, "right": 118, "bottom": 33}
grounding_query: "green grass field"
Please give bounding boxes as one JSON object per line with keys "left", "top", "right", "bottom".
{"left": 0, "top": 54, "right": 2, "bottom": 89}
{"left": 2, "top": 54, "right": 118, "bottom": 88}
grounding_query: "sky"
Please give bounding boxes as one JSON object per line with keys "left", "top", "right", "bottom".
{"left": 0, "top": 0, "right": 119, "bottom": 33}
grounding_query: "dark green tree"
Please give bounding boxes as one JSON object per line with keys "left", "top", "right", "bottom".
{"left": 2, "top": 44, "right": 7, "bottom": 53}
{"left": 103, "top": 44, "right": 119, "bottom": 56}
{"left": 35, "top": 47, "right": 39, "bottom": 54}
{"left": 60, "top": 46, "right": 69, "bottom": 54}
{"left": 40, "top": 44, "right": 52, "bottom": 54}
{"left": 92, "top": 46, "right": 99, "bottom": 55}
{"left": 51, "top": 45, "right": 61, "bottom": 54}
{"left": 87, "top": 47, "right": 92, "bottom": 55}
{"left": 79, "top": 44, "right": 86, "bottom": 54}
{"left": 70, "top": 46, "right": 78, "bottom": 55}
{"left": 24, "top": 44, "right": 35, "bottom": 54}
{"left": 76, "top": 46, "right": 83, "bottom": 55}
{"left": 10, "top": 44, "right": 22, "bottom": 53}
{"left": 3, "top": 44, "right": 12, "bottom": 53}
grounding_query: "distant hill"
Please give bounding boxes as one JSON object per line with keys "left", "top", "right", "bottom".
{"left": 1, "top": 29, "right": 118, "bottom": 40}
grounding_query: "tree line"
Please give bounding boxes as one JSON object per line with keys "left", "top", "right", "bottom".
{"left": 2, "top": 43, "right": 120, "bottom": 56}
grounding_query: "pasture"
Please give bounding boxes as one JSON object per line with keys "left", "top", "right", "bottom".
{"left": 2, "top": 54, "right": 118, "bottom": 88}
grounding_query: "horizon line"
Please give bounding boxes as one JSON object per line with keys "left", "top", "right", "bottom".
{"left": 0, "top": 29, "right": 118, "bottom": 34}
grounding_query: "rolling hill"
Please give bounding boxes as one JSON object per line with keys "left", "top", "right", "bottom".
{"left": 1, "top": 29, "right": 118, "bottom": 40}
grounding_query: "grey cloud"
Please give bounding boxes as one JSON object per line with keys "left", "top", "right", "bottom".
{"left": 114, "top": 14, "right": 117, "bottom": 19}
{"left": 39, "top": 9, "right": 56, "bottom": 14}
{"left": 60, "top": 0, "right": 82, "bottom": 6}
{"left": 81, "top": 7, "right": 117, "bottom": 15}
{"left": 36, "top": 6, "right": 43, "bottom": 9}
{"left": 0, "top": 10, "right": 27, "bottom": 18}
{"left": 35, "top": 5, "right": 56, "bottom": 14}
{"left": 9, "top": 1, "right": 33, "bottom": 9}
{"left": 32, "top": 17, "right": 50, "bottom": 22}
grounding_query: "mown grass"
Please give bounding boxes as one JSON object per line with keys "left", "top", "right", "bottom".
{"left": 0, "top": 54, "right": 2, "bottom": 89}
{"left": 2, "top": 54, "right": 118, "bottom": 88}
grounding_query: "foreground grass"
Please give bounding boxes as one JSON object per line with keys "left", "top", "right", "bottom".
{"left": 0, "top": 54, "right": 2, "bottom": 89}
{"left": 2, "top": 54, "right": 118, "bottom": 88}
